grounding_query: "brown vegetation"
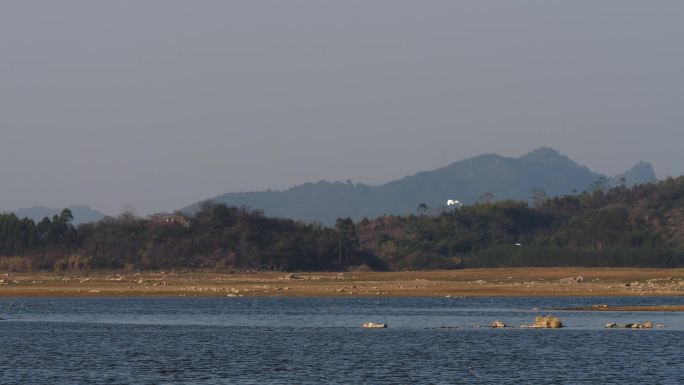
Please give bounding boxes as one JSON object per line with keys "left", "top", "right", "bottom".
{"left": 0, "top": 256, "right": 32, "bottom": 272}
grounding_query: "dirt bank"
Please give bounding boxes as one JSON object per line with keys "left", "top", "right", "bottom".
{"left": 1, "top": 268, "right": 684, "bottom": 298}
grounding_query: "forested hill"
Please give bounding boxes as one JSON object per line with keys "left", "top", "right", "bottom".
{"left": 356, "top": 176, "right": 684, "bottom": 269}
{"left": 1, "top": 176, "right": 684, "bottom": 271}
{"left": 5, "top": 205, "right": 105, "bottom": 225}
{"left": 185, "top": 147, "right": 656, "bottom": 225}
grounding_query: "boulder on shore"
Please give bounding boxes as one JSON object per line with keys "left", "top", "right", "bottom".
{"left": 532, "top": 315, "right": 563, "bottom": 328}
{"left": 283, "top": 273, "right": 303, "bottom": 280}
{"left": 559, "top": 276, "right": 584, "bottom": 284}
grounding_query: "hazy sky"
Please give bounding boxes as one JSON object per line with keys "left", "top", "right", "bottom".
{"left": 2, "top": 1, "right": 683, "bottom": 215}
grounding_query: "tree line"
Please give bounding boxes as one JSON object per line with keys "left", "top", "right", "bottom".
{"left": 2, "top": 176, "right": 684, "bottom": 271}
{"left": 0, "top": 203, "right": 382, "bottom": 271}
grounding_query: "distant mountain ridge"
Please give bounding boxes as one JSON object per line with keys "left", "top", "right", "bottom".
{"left": 6, "top": 205, "right": 106, "bottom": 225}
{"left": 185, "top": 147, "right": 657, "bottom": 225}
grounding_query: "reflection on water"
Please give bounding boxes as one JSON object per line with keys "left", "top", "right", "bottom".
{"left": 1, "top": 297, "right": 683, "bottom": 384}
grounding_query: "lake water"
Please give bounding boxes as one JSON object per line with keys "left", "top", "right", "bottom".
{"left": 1, "top": 296, "right": 683, "bottom": 384}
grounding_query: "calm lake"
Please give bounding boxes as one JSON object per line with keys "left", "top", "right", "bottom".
{"left": 1, "top": 297, "right": 683, "bottom": 384}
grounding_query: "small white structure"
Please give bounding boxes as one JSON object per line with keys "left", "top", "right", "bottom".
{"left": 446, "top": 199, "right": 463, "bottom": 207}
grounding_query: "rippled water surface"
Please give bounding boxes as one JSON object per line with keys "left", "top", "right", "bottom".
{"left": 1, "top": 297, "right": 683, "bottom": 384}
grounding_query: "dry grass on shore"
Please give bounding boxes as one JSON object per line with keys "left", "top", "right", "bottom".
{"left": 1, "top": 268, "right": 684, "bottom": 302}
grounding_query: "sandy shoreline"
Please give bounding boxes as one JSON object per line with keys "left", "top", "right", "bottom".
{"left": 1, "top": 268, "right": 684, "bottom": 304}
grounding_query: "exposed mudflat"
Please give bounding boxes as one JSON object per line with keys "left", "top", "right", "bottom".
{"left": 1, "top": 268, "right": 684, "bottom": 299}
{"left": 563, "top": 304, "right": 684, "bottom": 311}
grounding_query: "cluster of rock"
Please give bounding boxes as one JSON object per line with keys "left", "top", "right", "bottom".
{"left": 558, "top": 276, "right": 585, "bottom": 284}
{"left": 489, "top": 317, "right": 666, "bottom": 330}
{"left": 0, "top": 273, "right": 22, "bottom": 285}
{"left": 280, "top": 273, "right": 345, "bottom": 281}
{"left": 178, "top": 286, "right": 246, "bottom": 296}
{"left": 282, "top": 273, "right": 303, "bottom": 280}
{"left": 504, "top": 280, "right": 545, "bottom": 288}
{"left": 623, "top": 278, "right": 684, "bottom": 292}
{"left": 358, "top": 316, "right": 669, "bottom": 330}
{"left": 99, "top": 271, "right": 172, "bottom": 283}
{"left": 605, "top": 321, "right": 654, "bottom": 329}
{"left": 490, "top": 316, "right": 563, "bottom": 328}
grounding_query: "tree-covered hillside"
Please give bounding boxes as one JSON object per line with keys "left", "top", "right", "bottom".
{"left": 357, "top": 176, "right": 684, "bottom": 269}
{"left": 0, "top": 204, "right": 382, "bottom": 271}
{"left": 1, "top": 176, "right": 683, "bottom": 271}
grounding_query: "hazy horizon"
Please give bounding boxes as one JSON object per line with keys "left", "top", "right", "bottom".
{"left": 1, "top": 146, "right": 657, "bottom": 216}
{"left": 2, "top": 1, "right": 683, "bottom": 215}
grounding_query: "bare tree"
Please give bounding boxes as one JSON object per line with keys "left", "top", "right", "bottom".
{"left": 416, "top": 203, "right": 428, "bottom": 215}
{"left": 531, "top": 187, "right": 547, "bottom": 208}
{"left": 478, "top": 192, "right": 494, "bottom": 204}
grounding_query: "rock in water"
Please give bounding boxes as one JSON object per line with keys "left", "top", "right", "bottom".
{"left": 532, "top": 315, "right": 563, "bottom": 328}
{"left": 608, "top": 322, "right": 655, "bottom": 329}
{"left": 492, "top": 321, "right": 506, "bottom": 328}
{"left": 362, "top": 322, "right": 387, "bottom": 329}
